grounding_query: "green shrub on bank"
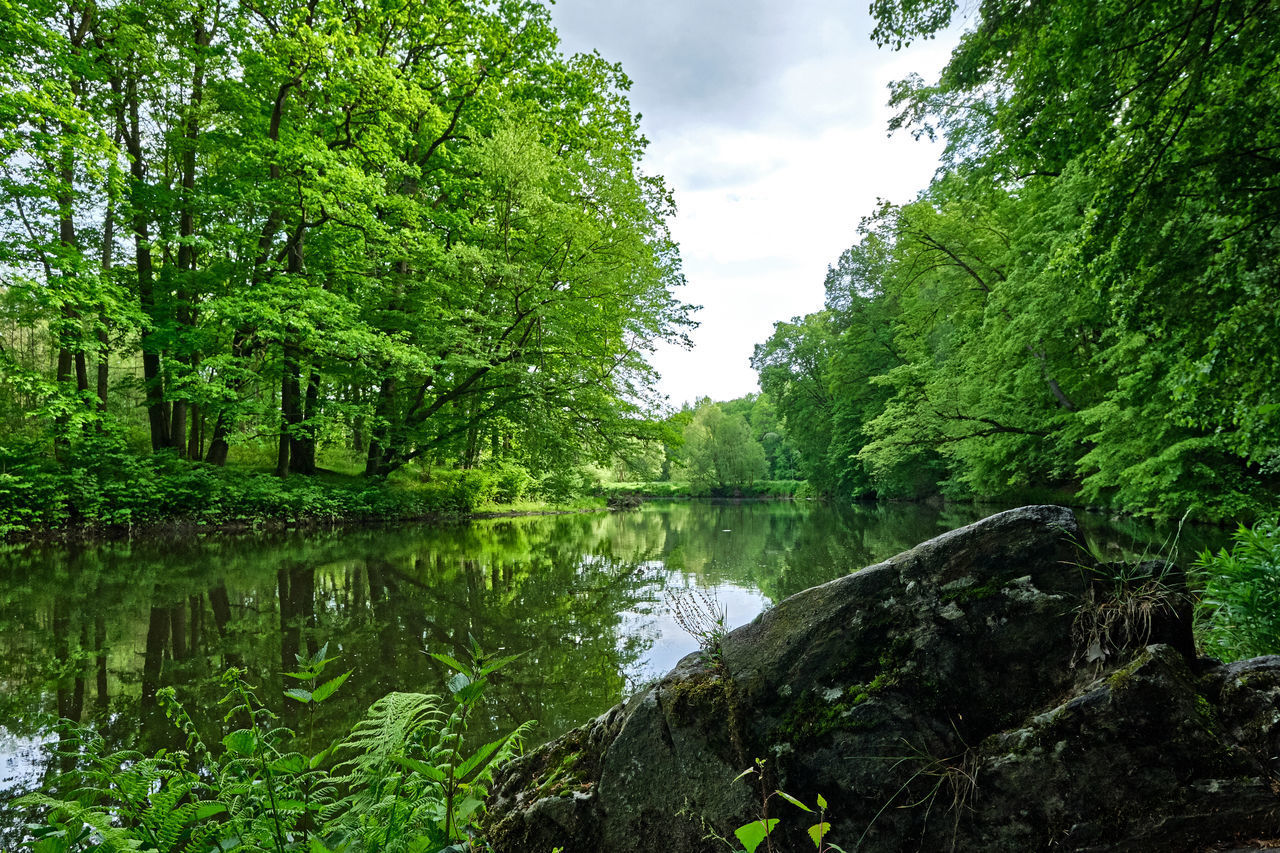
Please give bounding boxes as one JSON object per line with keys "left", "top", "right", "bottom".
{"left": 1195, "top": 518, "right": 1280, "bottom": 660}
{"left": 0, "top": 438, "right": 558, "bottom": 537}
{"left": 597, "top": 479, "right": 807, "bottom": 500}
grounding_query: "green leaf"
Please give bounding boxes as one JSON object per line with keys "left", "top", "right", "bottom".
{"left": 285, "top": 688, "right": 313, "bottom": 704}
{"left": 195, "top": 802, "right": 228, "bottom": 820}
{"left": 775, "top": 790, "right": 812, "bottom": 812}
{"left": 816, "top": 793, "right": 827, "bottom": 810}
{"left": 396, "top": 754, "right": 447, "bottom": 782}
{"left": 807, "top": 821, "right": 831, "bottom": 849}
{"left": 454, "top": 677, "right": 486, "bottom": 704}
{"left": 455, "top": 796, "right": 484, "bottom": 822}
{"left": 311, "top": 670, "right": 351, "bottom": 703}
{"left": 223, "top": 730, "right": 257, "bottom": 757}
{"left": 455, "top": 733, "right": 513, "bottom": 781}
{"left": 429, "top": 652, "right": 469, "bottom": 674}
{"left": 271, "top": 754, "right": 306, "bottom": 774}
{"left": 734, "top": 819, "right": 779, "bottom": 853}
{"left": 309, "top": 739, "right": 340, "bottom": 769}
{"left": 479, "top": 651, "right": 525, "bottom": 676}
{"left": 446, "top": 672, "right": 471, "bottom": 695}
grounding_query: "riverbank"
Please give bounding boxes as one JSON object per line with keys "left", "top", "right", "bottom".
{"left": 0, "top": 450, "right": 608, "bottom": 542}
{"left": 595, "top": 479, "right": 807, "bottom": 500}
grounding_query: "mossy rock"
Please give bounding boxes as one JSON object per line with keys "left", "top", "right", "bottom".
{"left": 485, "top": 507, "right": 1280, "bottom": 852}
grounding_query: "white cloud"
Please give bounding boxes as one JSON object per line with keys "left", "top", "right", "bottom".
{"left": 550, "top": 0, "right": 962, "bottom": 407}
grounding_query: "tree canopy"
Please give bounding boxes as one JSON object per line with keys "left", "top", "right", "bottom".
{"left": 0, "top": 0, "right": 694, "bottom": 485}
{"left": 757, "top": 0, "right": 1279, "bottom": 519}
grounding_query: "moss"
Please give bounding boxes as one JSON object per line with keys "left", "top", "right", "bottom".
{"left": 1105, "top": 649, "right": 1154, "bottom": 693}
{"left": 536, "top": 750, "right": 588, "bottom": 798}
{"left": 669, "top": 670, "right": 729, "bottom": 708}
{"left": 775, "top": 689, "right": 880, "bottom": 745}
{"left": 774, "top": 669, "right": 906, "bottom": 745}
{"left": 1192, "top": 693, "right": 1223, "bottom": 741}
{"left": 668, "top": 670, "right": 748, "bottom": 766}
{"left": 522, "top": 725, "right": 598, "bottom": 800}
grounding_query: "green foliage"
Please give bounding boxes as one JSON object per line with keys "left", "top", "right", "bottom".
{"left": 19, "top": 641, "right": 528, "bottom": 852}
{"left": 681, "top": 403, "right": 769, "bottom": 491}
{"left": 595, "top": 480, "right": 806, "bottom": 500}
{"left": 0, "top": 0, "right": 693, "bottom": 488}
{"left": 488, "top": 463, "right": 535, "bottom": 505}
{"left": 726, "top": 760, "right": 847, "bottom": 853}
{"left": 1195, "top": 519, "right": 1280, "bottom": 661}
{"left": 0, "top": 441, "right": 589, "bottom": 537}
{"left": 751, "top": 0, "right": 1280, "bottom": 520}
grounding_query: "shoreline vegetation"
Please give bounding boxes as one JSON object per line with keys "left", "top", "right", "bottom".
{"left": 2, "top": 456, "right": 1226, "bottom": 546}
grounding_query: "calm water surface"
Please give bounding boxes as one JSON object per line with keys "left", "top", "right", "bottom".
{"left": 0, "top": 500, "right": 1227, "bottom": 835}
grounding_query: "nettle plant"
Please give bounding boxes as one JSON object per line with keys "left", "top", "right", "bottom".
{"left": 19, "top": 639, "right": 528, "bottom": 852}
{"left": 727, "top": 760, "right": 845, "bottom": 853}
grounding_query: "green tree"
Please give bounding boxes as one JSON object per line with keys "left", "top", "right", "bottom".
{"left": 682, "top": 402, "right": 768, "bottom": 491}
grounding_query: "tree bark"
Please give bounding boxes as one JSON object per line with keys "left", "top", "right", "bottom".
{"left": 276, "top": 345, "right": 301, "bottom": 477}
{"left": 120, "top": 73, "right": 171, "bottom": 451}
{"left": 365, "top": 376, "right": 398, "bottom": 475}
{"left": 289, "top": 366, "right": 320, "bottom": 475}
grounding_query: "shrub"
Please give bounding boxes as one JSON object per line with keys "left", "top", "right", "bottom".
{"left": 19, "top": 641, "right": 529, "bottom": 852}
{"left": 1194, "top": 518, "right": 1280, "bottom": 660}
{"left": 488, "top": 462, "right": 534, "bottom": 504}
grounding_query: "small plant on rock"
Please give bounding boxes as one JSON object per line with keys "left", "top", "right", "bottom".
{"left": 724, "top": 759, "right": 847, "bottom": 853}
{"left": 668, "top": 587, "right": 730, "bottom": 671}
{"left": 1071, "top": 560, "right": 1191, "bottom": 669}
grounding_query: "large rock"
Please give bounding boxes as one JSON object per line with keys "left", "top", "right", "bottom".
{"left": 484, "top": 506, "right": 1280, "bottom": 851}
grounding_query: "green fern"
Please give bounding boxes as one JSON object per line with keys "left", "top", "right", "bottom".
{"left": 18, "top": 727, "right": 224, "bottom": 853}
{"left": 337, "top": 691, "right": 446, "bottom": 776}
{"left": 20, "top": 642, "right": 530, "bottom": 853}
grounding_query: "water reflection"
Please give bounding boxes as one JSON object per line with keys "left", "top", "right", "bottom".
{"left": 0, "top": 500, "right": 1226, "bottom": 839}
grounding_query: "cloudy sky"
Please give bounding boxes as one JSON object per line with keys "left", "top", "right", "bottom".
{"left": 548, "top": 0, "right": 961, "bottom": 408}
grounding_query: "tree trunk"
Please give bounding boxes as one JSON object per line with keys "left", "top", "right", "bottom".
{"left": 171, "top": 400, "right": 189, "bottom": 458}
{"left": 206, "top": 412, "right": 231, "bottom": 465}
{"left": 276, "top": 345, "right": 301, "bottom": 478}
{"left": 188, "top": 401, "right": 202, "bottom": 460}
{"left": 365, "top": 376, "right": 397, "bottom": 475}
{"left": 54, "top": 348, "right": 73, "bottom": 463}
{"left": 289, "top": 366, "right": 319, "bottom": 475}
{"left": 123, "top": 77, "right": 171, "bottom": 451}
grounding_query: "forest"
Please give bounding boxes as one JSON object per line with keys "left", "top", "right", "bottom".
{"left": 755, "top": 0, "right": 1279, "bottom": 521}
{"left": 0, "top": 0, "right": 694, "bottom": 533}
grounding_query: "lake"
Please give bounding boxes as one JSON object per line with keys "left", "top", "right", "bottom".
{"left": 0, "top": 500, "right": 1226, "bottom": 838}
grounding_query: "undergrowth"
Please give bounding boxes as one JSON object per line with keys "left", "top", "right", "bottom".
{"left": 18, "top": 637, "right": 529, "bottom": 852}
{"left": 1194, "top": 517, "right": 1280, "bottom": 660}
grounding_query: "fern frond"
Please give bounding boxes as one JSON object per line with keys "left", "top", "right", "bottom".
{"left": 335, "top": 692, "right": 444, "bottom": 777}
